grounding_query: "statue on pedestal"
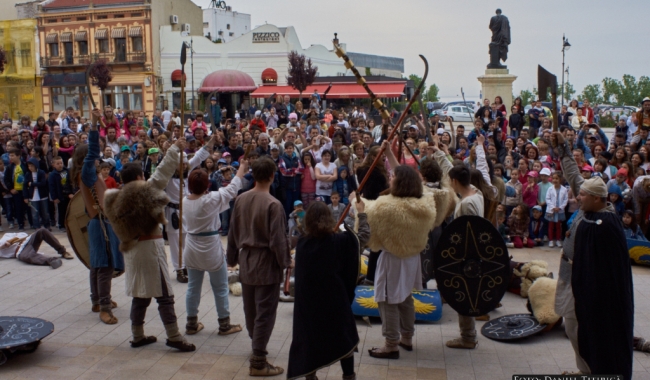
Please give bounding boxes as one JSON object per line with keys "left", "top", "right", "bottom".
{"left": 488, "top": 9, "right": 510, "bottom": 69}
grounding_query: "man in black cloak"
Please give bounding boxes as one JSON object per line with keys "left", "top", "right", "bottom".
{"left": 552, "top": 131, "right": 634, "bottom": 378}
{"left": 287, "top": 201, "right": 370, "bottom": 380}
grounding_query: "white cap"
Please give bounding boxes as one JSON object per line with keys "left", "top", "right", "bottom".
{"left": 539, "top": 167, "right": 551, "bottom": 176}
{"left": 255, "top": 110, "right": 262, "bottom": 117}
{"left": 437, "top": 127, "right": 445, "bottom": 135}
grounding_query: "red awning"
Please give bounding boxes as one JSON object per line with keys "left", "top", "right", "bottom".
{"left": 171, "top": 69, "right": 186, "bottom": 82}
{"left": 198, "top": 70, "right": 257, "bottom": 93}
{"left": 250, "top": 84, "right": 331, "bottom": 98}
{"left": 325, "top": 82, "right": 405, "bottom": 99}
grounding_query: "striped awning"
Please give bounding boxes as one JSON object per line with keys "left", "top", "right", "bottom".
{"left": 60, "top": 32, "right": 72, "bottom": 42}
{"left": 111, "top": 28, "right": 126, "bottom": 39}
{"left": 75, "top": 30, "right": 87, "bottom": 41}
{"left": 95, "top": 29, "right": 108, "bottom": 39}
{"left": 128, "top": 26, "right": 142, "bottom": 37}
{"left": 45, "top": 33, "right": 58, "bottom": 44}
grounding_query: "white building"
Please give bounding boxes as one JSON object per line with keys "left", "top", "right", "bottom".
{"left": 202, "top": 6, "right": 250, "bottom": 43}
{"left": 160, "top": 23, "right": 404, "bottom": 116}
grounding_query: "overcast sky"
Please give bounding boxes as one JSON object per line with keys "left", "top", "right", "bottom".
{"left": 191, "top": 0, "right": 650, "bottom": 101}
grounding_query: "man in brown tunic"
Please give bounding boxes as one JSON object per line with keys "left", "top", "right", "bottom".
{"left": 227, "top": 156, "right": 292, "bottom": 377}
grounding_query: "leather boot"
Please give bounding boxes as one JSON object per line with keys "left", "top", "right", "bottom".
{"left": 164, "top": 323, "right": 195, "bottom": 351}
{"left": 249, "top": 355, "right": 284, "bottom": 377}
{"left": 130, "top": 324, "right": 157, "bottom": 348}
{"left": 176, "top": 270, "right": 188, "bottom": 283}
{"left": 217, "top": 316, "right": 242, "bottom": 335}
{"left": 185, "top": 316, "right": 204, "bottom": 335}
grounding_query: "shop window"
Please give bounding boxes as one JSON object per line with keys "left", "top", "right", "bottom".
{"left": 98, "top": 39, "right": 109, "bottom": 53}
{"left": 131, "top": 37, "right": 143, "bottom": 52}
{"left": 49, "top": 43, "right": 59, "bottom": 57}
{"left": 78, "top": 41, "right": 88, "bottom": 56}
{"left": 20, "top": 42, "right": 31, "bottom": 67}
{"left": 50, "top": 86, "right": 88, "bottom": 113}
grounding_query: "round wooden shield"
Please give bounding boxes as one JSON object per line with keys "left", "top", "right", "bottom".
{"left": 433, "top": 215, "right": 510, "bottom": 316}
{"left": 65, "top": 192, "right": 123, "bottom": 278}
{"left": 0, "top": 316, "right": 54, "bottom": 350}
{"left": 481, "top": 313, "right": 546, "bottom": 341}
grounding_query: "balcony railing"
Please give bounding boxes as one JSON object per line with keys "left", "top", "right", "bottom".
{"left": 41, "top": 52, "right": 146, "bottom": 68}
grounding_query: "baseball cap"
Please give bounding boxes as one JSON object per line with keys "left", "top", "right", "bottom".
{"left": 222, "top": 152, "right": 231, "bottom": 157}
{"left": 617, "top": 168, "right": 628, "bottom": 176}
{"left": 231, "top": 161, "right": 240, "bottom": 168}
{"left": 186, "top": 135, "right": 196, "bottom": 142}
{"left": 581, "top": 165, "right": 594, "bottom": 172}
{"left": 293, "top": 200, "right": 303, "bottom": 207}
{"left": 217, "top": 158, "right": 227, "bottom": 164}
{"left": 408, "top": 125, "right": 418, "bottom": 130}
{"left": 120, "top": 145, "right": 130, "bottom": 152}
{"left": 211, "top": 97, "right": 217, "bottom": 101}
{"left": 148, "top": 147, "right": 160, "bottom": 155}
{"left": 532, "top": 205, "right": 542, "bottom": 212}
{"left": 289, "top": 113, "right": 298, "bottom": 120}
{"left": 527, "top": 171, "right": 539, "bottom": 178}
{"left": 539, "top": 168, "right": 551, "bottom": 176}
{"left": 437, "top": 127, "right": 445, "bottom": 135}
{"left": 429, "top": 112, "right": 438, "bottom": 117}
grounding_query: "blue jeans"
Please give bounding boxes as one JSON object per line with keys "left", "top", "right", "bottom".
{"left": 219, "top": 200, "right": 234, "bottom": 235}
{"left": 186, "top": 264, "right": 230, "bottom": 319}
{"left": 29, "top": 199, "right": 50, "bottom": 229}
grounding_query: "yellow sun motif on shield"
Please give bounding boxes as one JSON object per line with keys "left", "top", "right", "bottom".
{"left": 450, "top": 233, "right": 462, "bottom": 245}
{"left": 355, "top": 297, "right": 436, "bottom": 314}
{"left": 356, "top": 296, "right": 378, "bottom": 309}
{"left": 479, "top": 232, "right": 492, "bottom": 244}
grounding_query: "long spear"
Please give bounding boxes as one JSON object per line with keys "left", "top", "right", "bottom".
{"left": 332, "top": 41, "right": 429, "bottom": 228}
{"left": 179, "top": 43, "right": 187, "bottom": 269}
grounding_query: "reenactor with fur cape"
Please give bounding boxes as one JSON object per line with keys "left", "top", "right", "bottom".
{"left": 103, "top": 134, "right": 196, "bottom": 352}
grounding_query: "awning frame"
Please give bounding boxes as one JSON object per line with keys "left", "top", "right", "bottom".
{"left": 111, "top": 28, "right": 126, "bottom": 39}
{"left": 60, "top": 32, "right": 72, "bottom": 43}
{"left": 45, "top": 33, "right": 58, "bottom": 44}
{"left": 95, "top": 29, "right": 108, "bottom": 40}
{"left": 75, "top": 31, "right": 88, "bottom": 41}
{"left": 128, "top": 26, "right": 142, "bottom": 37}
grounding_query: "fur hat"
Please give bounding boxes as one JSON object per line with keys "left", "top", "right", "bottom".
{"left": 104, "top": 181, "right": 169, "bottom": 252}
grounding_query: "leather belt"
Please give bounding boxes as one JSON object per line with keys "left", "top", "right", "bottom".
{"left": 138, "top": 235, "right": 163, "bottom": 241}
{"left": 189, "top": 231, "right": 220, "bottom": 237}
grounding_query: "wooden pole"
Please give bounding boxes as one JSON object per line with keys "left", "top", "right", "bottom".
{"left": 179, "top": 44, "right": 187, "bottom": 270}
{"left": 552, "top": 92, "right": 558, "bottom": 132}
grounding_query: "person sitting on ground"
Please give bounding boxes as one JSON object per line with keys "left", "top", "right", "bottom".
{"left": 0, "top": 228, "right": 72, "bottom": 269}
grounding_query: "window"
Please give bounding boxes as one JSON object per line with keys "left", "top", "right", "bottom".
{"left": 62, "top": 18, "right": 71, "bottom": 22}
{"left": 76, "top": 17, "right": 87, "bottom": 21}
{"left": 19, "top": 42, "right": 31, "bottom": 67}
{"left": 131, "top": 13, "right": 142, "bottom": 17}
{"left": 103, "top": 85, "right": 143, "bottom": 111}
{"left": 4, "top": 44, "right": 14, "bottom": 73}
{"left": 114, "top": 14, "right": 124, "bottom": 18}
{"left": 78, "top": 40, "right": 88, "bottom": 55}
{"left": 50, "top": 86, "right": 88, "bottom": 113}
{"left": 97, "top": 15, "right": 108, "bottom": 20}
{"left": 227, "top": 24, "right": 230, "bottom": 30}
{"left": 47, "top": 19, "right": 57, "bottom": 23}
{"left": 49, "top": 43, "right": 59, "bottom": 57}
{"left": 131, "top": 37, "right": 143, "bottom": 52}
{"left": 98, "top": 39, "right": 109, "bottom": 53}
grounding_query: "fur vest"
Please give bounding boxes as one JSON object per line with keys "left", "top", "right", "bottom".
{"left": 104, "top": 180, "right": 169, "bottom": 252}
{"left": 356, "top": 184, "right": 454, "bottom": 259}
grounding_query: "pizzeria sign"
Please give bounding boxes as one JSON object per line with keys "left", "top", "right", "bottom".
{"left": 252, "top": 32, "right": 280, "bottom": 43}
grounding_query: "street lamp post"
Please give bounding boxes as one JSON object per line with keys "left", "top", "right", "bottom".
{"left": 561, "top": 34, "right": 571, "bottom": 106}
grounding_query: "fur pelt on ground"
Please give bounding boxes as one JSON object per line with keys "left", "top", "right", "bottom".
{"left": 353, "top": 190, "right": 451, "bottom": 259}
{"left": 527, "top": 277, "right": 561, "bottom": 325}
{"left": 228, "top": 266, "right": 242, "bottom": 296}
{"left": 513, "top": 260, "right": 549, "bottom": 298}
{"left": 104, "top": 181, "right": 169, "bottom": 252}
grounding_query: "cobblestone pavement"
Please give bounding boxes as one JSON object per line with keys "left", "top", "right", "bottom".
{"left": 1, "top": 228, "right": 650, "bottom": 380}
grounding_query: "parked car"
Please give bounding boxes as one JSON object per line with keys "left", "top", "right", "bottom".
{"left": 444, "top": 100, "right": 477, "bottom": 109}
{"left": 439, "top": 105, "right": 475, "bottom": 122}
{"left": 425, "top": 102, "right": 446, "bottom": 113}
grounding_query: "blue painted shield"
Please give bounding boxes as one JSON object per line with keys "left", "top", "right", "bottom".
{"left": 351, "top": 285, "right": 442, "bottom": 322}
{"left": 628, "top": 238, "right": 650, "bottom": 266}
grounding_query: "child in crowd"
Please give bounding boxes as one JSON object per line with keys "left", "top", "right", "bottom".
{"left": 100, "top": 162, "right": 118, "bottom": 189}
{"left": 529, "top": 205, "right": 547, "bottom": 247}
{"left": 622, "top": 210, "right": 648, "bottom": 241}
{"left": 504, "top": 168, "right": 522, "bottom": 216}
{"left": 508, "top": 203, "right": 534, "bottom": 248}
{"left": 288, "top": 200, "right": 305, "bottom": 238}
{"left": 328, "top": 192, "right": 353, "bottom": 227}
{"left": 334, "top": 166, "right": 357, "bottom": 205}
{"left": 607, "top": 168, "right": 632, "bottom": 202}
{"left": 0, "top": 159, "right": 10, "bottom": 230}
{"left": 608, "top": 184, "right": 626, "bottom": 218}
{"left": 580, "top": 165, "right": 593, "bottom": 180}
{"left": 24, "top": 158, "right": 49, "bottom": 230}
{"left": 522, "top": 171, "right": 539, "bottom": 210}
{"left": 47, "top": 156, "right": 72, "bottom": 231}
{"left": 218, "top": 166, "right": 234, "bottom": 236}
{"left": 537, "top": 167, "right": 552, "bottom": 214}
{"left": 300, "top": 152, "right": 317, "bottom": 209}
{"left": 496, "top": 211, "right": 513, "bottom": 248}
{"left": 544, "top": 172, "right": 568, "bottom": 248}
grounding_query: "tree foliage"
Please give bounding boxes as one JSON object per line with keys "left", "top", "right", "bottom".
{"left": 518, "top": 89, "right": 535, "bottom": 107}
{"left": 579, "top": 84, "right": 603, "bottom": 104}
{"left": 425, "top": 84, "right": 440, "bottom": 102}
{"left": 576, "top": 75, "right": 650, "bottom": 106}
{"left": 287, "top": 51, "right": 318, "bottom": 97}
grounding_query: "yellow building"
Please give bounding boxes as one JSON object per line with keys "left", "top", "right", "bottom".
{"left": 0, "top": 19, "right": 42, "bottom": 121}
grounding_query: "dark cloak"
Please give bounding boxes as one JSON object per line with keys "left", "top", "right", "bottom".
{"left": 572, "top": 211, "right": 633, "bottom": 379}
{"left": 287, "top": 229, "right": 361, "bottom": 379}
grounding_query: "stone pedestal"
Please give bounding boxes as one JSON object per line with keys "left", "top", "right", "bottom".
{"left": 477, "top": 68, "right": 517, "bottom": 110}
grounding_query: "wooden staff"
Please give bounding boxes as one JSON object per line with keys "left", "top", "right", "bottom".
{"left": 179, "top": 44, "right": 187, "bottom": 269}
{"left": 331, "top": 41, "right": 429, "bottom": 228}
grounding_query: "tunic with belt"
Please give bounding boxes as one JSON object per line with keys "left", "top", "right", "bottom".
{"left": 226, "top": 190, "right": 291, "bottom": 285}
{"left": 120, "top": 145, "right": 180, "bottom": 298}
{"left": 183, "top": 176, "right": 242, "bottom": 272}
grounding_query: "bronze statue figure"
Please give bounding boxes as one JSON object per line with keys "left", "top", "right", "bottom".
{"left": 488, "top": 9, "right": 510, "bottom": 69}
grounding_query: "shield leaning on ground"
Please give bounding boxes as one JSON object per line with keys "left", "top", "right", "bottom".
{"left": 65, "top": 192, "right": 123, "bottom": 278}
{"left": 433, "top": 215, "right": 511, "bottom": 316}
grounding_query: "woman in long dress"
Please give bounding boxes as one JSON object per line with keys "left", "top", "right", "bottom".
{"left": 183, "top": 162, "right": 248, "bottom": 335}
{"left": 287, "top": 201, "right": 370, "bottom": 380}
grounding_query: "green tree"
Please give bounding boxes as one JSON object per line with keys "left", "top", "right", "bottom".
{"left": 425, "top": 84, "right": 439, "bottom": 101}
{"left": 557, "top": 83, "right": 576, "bottom": 103}
{"left": 616, "top": 74, "right": 650, "bottom": 106}
{"left": 408, "top": 74, "right": 423, "bottom": 90}
{"left": 601, "top": 78, "right": 619, "bottom": 104}
{"left": 365, "top": 67, "right": 373, "bottom": 76}
{"left": 579, "top": 84, "right": 603, "bottom": 104}
{"left": 519, "top": 89, "right": 535, "bottom": 107}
